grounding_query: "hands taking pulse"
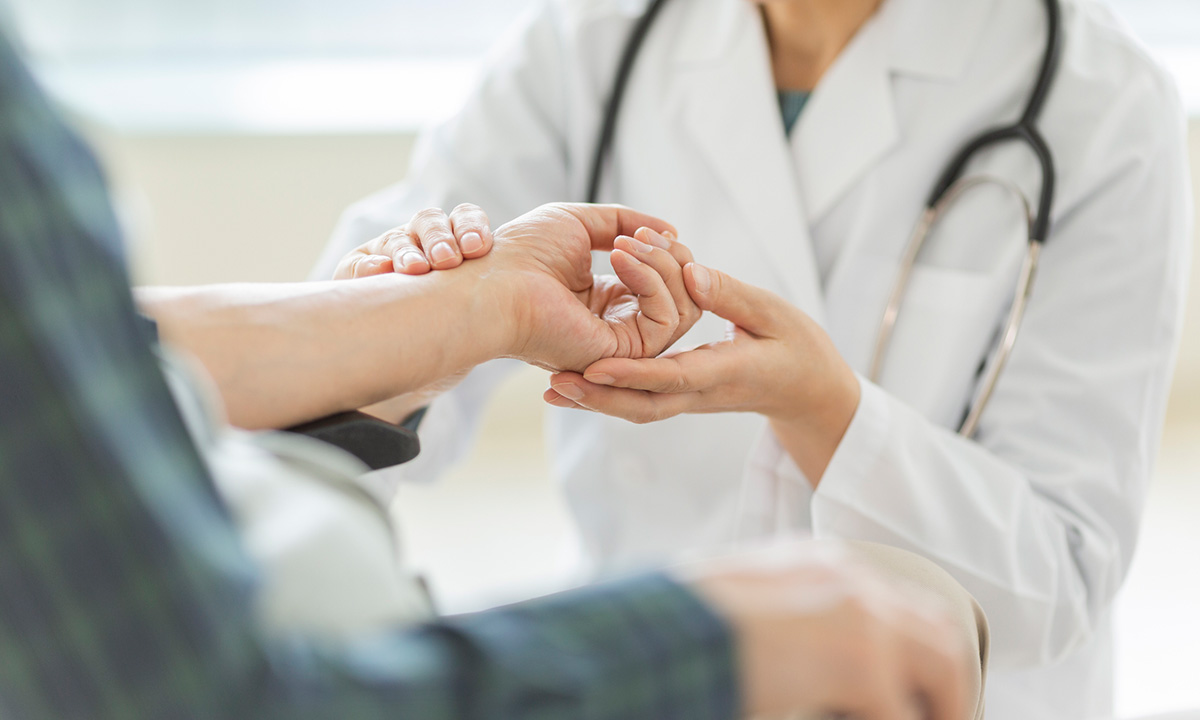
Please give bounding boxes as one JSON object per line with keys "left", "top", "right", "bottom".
{"left": 337, "top": 202, "right": 862, "bottom": 485}
{"left": 334, "top": 202, "right": 702, "bottom": 374}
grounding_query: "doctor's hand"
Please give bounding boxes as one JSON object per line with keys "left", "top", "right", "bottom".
{"left": 488, "top": 203, "right": 702, "bottom": 373}
{"left": 544, "top": 262, "right": 859, "bottom": 484}
{"left": 333, "top": 203, "right": 495, "bottom": 278}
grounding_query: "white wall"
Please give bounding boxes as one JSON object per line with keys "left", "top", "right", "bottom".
{"left": 89, "top": 130, "right": 415, "bottom": 286}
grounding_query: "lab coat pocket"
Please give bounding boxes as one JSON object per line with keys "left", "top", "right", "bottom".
{"left": 874, "top": 262, "right": 1010, "bottom": 430}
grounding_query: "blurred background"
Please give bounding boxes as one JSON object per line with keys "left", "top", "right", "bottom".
{"left": 3, "top": 0, "right": 1197, "bottom": 716}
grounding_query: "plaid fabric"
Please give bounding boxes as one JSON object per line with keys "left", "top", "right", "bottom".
{"left": 0, "top": 36, "right": 738, "bottom": 720}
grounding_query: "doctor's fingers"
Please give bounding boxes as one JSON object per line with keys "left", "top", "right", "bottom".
{"left": 333, "top": 248, "right": 395, "bottom": 280}
{"left": 556, "top": 203, "right": 677, "bottom": 252}
{"left": 544, "top": 372, "right": 707, "bottom": 424}
{"left": 447, "top": 203, "right": 494, "bottom": 258}
{"left": 684, "top": 263, "right": 789, "bottom": 337}
{"left": 544, "top": 379, "right": 700, "bottom": 424}
{"left": 407, "top": 208, "right": 469, "bottom": 269}
{"left": 360, "top": 226, "right": 432, "bottom": 275}
{"left": 579, "top": 346, "right": 729, "bottom": 395}
{"left": 366, "top": 205, "right": 492, "bottom": 275}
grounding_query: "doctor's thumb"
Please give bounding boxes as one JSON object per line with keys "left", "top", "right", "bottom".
{"left": 684, "top": 263, "right": 778, "bottom": 336}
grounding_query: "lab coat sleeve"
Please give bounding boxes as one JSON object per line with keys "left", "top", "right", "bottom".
{"left": 309, "top": 0, "right": 588, "bottom": 492}
{"left": 809, "top": 70, "right": 1192, "bottom": 669}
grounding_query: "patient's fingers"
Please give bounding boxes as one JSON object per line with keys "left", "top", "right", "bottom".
{"left": 894, "top": 602, "right": 969, "bottom": 720}
{"left": 559, "top": 203, "right": 678, "bottom": 252}
{"left": 609, "top": 249, "right": 679, "bottom": 354}
{"left": 634, "top": 226, "right": 694, "bottom": 269}
{"left": 448, "top": 203, "right": 494, "bottom": 258}
{"left": 618, "top": 231, "right": 700, "bottom": 346}
{"left": 610, "top": 248, "right": 680, "bottom": 356}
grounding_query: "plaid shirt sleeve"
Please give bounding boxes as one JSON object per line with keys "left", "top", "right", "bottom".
{"left": 0, "top": 36, "right": 739, "bottom": 720}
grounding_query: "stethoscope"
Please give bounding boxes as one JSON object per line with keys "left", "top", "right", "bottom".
{"left": 587, "top": 0, "right": 1062, "bottom": 438}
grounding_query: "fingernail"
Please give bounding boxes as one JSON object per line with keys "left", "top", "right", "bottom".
{"left": 626, "top": 236, "right": 654, "bottom": 254}
{"left": 584, "top": 373, "right": 615, "bottom": 386}
{"left": 552, "top": 383, "right": 584, "bottom": 401}
{"left": 398, "top": 251, "right": 426, "bottom": 270}
{"left": 644, "top": 230, "right": 672, "bottom": 249}
{"left": 460, "top": 232, "right": 484, "bottom": 254}
{"left": 546, "top": 394, "right": 576, "bottom": 408}
{"left": 430, "top": 242, "right": 456, "bottom": 264}
{"left": 662, "top": 230, "right": 677, "bottom": 241}
{"left": 691, "top": 263, "right": 712, "bottom": 294}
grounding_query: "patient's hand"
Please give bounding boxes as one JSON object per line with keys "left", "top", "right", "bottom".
{"left": 334, "top": 203, "right": 495, "bottom": 278}
{"left": 486, "top": 203, "right": 702, "bottom": 373}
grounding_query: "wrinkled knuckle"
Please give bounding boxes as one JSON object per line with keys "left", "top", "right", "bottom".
{"left": 382, "top": 229, "right": 412, "bottom": 248}
{"left": 413, "top": 207, "right": 447, "bottom": 225}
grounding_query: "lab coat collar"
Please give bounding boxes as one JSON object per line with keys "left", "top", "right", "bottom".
{"left": 791, "top": 11, "right": 899, "bottom": 224}
{"left": 789, "top": 0, "right": 996, "bottom": 222}
{"left": 671, "top": 0, "right": 995, "bottom": 81}
{"left": 884, "top": 0, "right": 999, "bottom": 81}
{"left": 671, "top": 0, "right": 993, "bottom": 225}
{"left": 672, "top": 0, "right": 827, "bottom": 321}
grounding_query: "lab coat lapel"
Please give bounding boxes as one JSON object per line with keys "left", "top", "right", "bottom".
{"left": 791, "top": 11, "right": 899, "bottom": 226}
{"left": 794, "top": 0, "right": 998, "bottom": 226}
{"left": 673, "top": 0, "right": 825, "bottom": 321}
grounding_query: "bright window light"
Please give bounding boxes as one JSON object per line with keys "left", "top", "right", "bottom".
{"left": 6, "top": 0, "right": 538, "bottom": 61}
{"left": 1105, "top": 0, "right": 1200, "bottom": 48}
{"left": 3, "top": 0, "right": 1198, "bottom": 134}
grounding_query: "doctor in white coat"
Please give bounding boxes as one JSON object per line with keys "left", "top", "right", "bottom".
{"left": 312, "top": 0, "right": 1192, "bottom": 717}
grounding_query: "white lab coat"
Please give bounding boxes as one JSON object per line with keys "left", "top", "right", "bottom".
{"left": 313, "top": 0, "right": 1192, "bottom": 717}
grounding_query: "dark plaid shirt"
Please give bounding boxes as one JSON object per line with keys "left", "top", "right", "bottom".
{"left": 0, "top": 36, "right": 737, "bottom": 720}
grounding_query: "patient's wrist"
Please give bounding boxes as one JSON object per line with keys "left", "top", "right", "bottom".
{"left": 430, "top": 259, "right": 523, "bottom": 366}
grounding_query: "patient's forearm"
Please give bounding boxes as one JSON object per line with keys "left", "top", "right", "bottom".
{"left": 137, "top": 270, "right": 510, "bottom": 430}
